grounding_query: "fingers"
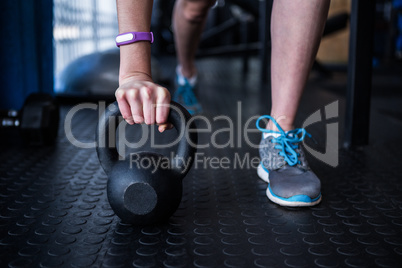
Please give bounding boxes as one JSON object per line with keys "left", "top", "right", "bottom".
{"left": 127, "top": 89, "right": 144, "bottom": 124}
{"left": 115, "top": 81, "right": 171, "bottom": 126}
{"left": 155, "top": 86, "right": 171, "bottom": 125}
{"left": 115, "top": 89, "right": 134, "bottom": 125}
{"left": 158, "top": 123, "right": 171, "bottom": 133}
{"left": 155, "top": 87, "right": 172, "bottom": 133}
{"left": 141, "top": 86, "right": 155, "bottom": 125}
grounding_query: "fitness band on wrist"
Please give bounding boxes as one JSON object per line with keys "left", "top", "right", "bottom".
{"left": 115, "top": 32, "right": 154, "bottom": 47}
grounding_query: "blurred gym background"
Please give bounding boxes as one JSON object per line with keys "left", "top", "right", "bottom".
{"left": 1, "top": 0, "right": 402, "bottom": 110}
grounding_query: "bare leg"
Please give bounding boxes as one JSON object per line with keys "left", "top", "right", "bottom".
{"left": 269, "top": 0, "right": 330, "bottom": 131}
{"left": 172, "top": 0, "right": 215, "bottom": 78}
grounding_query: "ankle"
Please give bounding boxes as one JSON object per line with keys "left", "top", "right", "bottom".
{"left": 177, "top": 65, "right": 197, "bottom": 86}
{"left": 182, "top": 69, "right": 197, "bottom": 79}
{"left": 177, "top": 65, "right": 197, "bottom": 79}
{"left": 264, "top": 114, "right": 294, "bottom": 132}
{"left": 266, "top": 121, "right": 294, "bottom": 133}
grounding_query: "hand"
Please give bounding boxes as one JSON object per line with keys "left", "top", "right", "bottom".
{"left": 115, "top": 75, "right": 171, "bottom": 132}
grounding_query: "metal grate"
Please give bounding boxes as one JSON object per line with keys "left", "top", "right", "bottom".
{"left": 53, "top": 0, "right": 118, "bottom": 92}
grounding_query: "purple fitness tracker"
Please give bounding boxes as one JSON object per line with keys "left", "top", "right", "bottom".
{"left": 115, "top": 32, "right": 154, "bottom": 47}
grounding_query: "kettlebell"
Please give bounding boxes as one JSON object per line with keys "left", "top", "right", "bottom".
{"left": 96, "top": 101, "right": 197, "bottom": 225}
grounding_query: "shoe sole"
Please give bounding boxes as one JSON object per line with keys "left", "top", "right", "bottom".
{"left": 257, "top": 164, "right": 322, "bottom": 207}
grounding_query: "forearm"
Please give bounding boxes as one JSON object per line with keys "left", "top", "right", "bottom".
{"left": 116, "top": 0, "right": 154, "bottom": 84}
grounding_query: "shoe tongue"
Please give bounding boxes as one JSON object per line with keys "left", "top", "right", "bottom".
{"left": 263, "top": 132, "right": 281, "bottom": 139}
{"left": 263, "top": 131, "right": 294, "bottom": 139}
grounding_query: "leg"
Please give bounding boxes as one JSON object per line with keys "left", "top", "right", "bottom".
{"left": 257, "top": 0, "right": 330, "bottom": 207}
{"left": 172, "top": 0, "right": 215, "bottom": 78}
{"left": 269, "top": 0, "right": 330, "bottom": 131}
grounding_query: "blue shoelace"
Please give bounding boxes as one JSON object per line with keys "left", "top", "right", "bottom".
{"left": 174, "top": 78, "right": 198, "bottom": 106}
{"left": 256, "top": 115, "right": 311, "bottom": 166}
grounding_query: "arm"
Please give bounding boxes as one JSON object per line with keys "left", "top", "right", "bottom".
{"left": 115, "top": 0, "right": 170, "bottom": 131}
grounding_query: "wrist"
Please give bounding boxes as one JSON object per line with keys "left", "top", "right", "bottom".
{"left": 118, "top": 40, "right": 152, "bottom": 85}
{"left": 119, "top": 72, "right": 153, "bottom": 86}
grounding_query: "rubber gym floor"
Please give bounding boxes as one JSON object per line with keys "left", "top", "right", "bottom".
{"left": 1, "top": 56, "right": 402, "bottom": 268}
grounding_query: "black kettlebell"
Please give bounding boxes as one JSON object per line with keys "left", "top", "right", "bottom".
{"left": 96, "top": 101, "right": 197, "bottom": 225}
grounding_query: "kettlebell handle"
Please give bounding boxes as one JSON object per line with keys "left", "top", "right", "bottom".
{"left": 96, "top": 101, "right": 197, "bottom": 178}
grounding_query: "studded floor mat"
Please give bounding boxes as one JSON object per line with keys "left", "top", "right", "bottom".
{"left": 1, "top": 57, "right": 402, "bottom": 268}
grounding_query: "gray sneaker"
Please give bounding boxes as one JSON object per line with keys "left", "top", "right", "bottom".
{"left": 256, "top": 115, "right": 322, "bottom": 207}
